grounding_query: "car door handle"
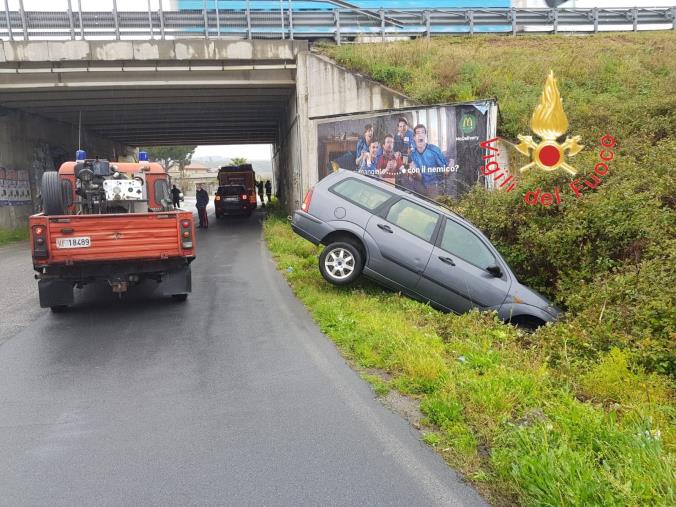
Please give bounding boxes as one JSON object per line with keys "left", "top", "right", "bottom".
{"left": 377, "top": 224, "right": 393, "bottom": 233}
{"left": 438, "top": 256, "right": 456, "bottom": 266}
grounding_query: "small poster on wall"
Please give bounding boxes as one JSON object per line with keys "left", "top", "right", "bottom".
{"left": 316, "top": 100, "right": 497, "bottom": 200}
{"left": 0, "top": 167, "right": 32, "bottom": 206}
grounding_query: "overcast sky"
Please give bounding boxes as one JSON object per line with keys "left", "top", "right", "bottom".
{"left": 193, "top": 144, "right": 273, "bottom": 161}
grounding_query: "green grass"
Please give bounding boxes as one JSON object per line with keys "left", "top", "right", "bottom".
{"left": 264, "top": 215, "right": 674, "bottom": 506}
{"left": 0, "top": 227, "right": 29, "bottom": 246}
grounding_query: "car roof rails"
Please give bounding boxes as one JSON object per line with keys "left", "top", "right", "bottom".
{"left": 361, "top": 173, "right": 467, "bottom": 220}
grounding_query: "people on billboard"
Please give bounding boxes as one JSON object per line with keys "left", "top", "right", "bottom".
{"left": 355, "top": 124, "right": 374, "bottom": 167}
{"left": 358, "top": 141, "right": 381, "bottom": 175}
{"left": 377, "top": 134, "right": 404, "bottom": 184}
{"left": 409, "top": 123, "right": 449, "bottom": 197}
{"left": 393, "top": 117, "right": 415, "bottom": 157}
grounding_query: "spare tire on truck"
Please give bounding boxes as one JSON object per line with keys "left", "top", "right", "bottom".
{"left": 41, "top": 171, "right": 65, "bottom": 215}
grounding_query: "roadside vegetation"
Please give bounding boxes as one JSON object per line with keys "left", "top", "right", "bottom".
{"left": 266, "top": 33, "right": 674, "bottom": 505}
{"left": 0, "top": 227, "right": 29, "bottom": 246}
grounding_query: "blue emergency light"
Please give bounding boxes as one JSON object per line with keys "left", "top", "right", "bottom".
{"left": 139, "top": 151, "right": 149, "bottom": 162}
{"left": 76, "top": 150, "right": 86, "bottom": 161}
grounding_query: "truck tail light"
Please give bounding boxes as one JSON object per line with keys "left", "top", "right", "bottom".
{"left": 215, "top": 195, "right": 221, "bottom": 201}
{"left": 301, "top": 187, "right": 314, "bottom": 212}
{"left": 32, "top": 224, "right": 49, "bottom": 259}
{"left": 241, "top": 194, "right": 248, "bottom": 200}
{"left": 180, "top": 218, "right": 193, "bottom": 250}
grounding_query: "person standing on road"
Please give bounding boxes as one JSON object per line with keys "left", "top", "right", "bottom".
{"left": 257, "top": 180, "right": 265, "bottom": 207}
{"left": 265, "top": 180, "right": 272, "bottom": 205}
{"left": 171, "top": 184, "right": 182, "bottom": 208}
{"left": 196, "top": 184, "right": 209, "bottom": 229}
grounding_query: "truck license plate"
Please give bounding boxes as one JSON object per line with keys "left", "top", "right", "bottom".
{"left": 56, "top": 236, "right": 91, "bottom": 249}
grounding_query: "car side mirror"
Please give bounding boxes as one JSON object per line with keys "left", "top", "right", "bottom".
{"left": 486, "top": 265, "right": 502, "bottom": 277}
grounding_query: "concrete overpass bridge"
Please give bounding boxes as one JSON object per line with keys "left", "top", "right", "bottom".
{"left": 0, "top": 38, "right": 413, "bottom": 227}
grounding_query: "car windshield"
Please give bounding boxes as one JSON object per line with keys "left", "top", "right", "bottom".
{"left": 219, "top": 186, "right": 245, "bottom": 196}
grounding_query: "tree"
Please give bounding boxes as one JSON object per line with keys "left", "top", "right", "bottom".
{"left": 141, "top": 145, "right": 197, "bottom": 189}
{"left": 229, "top": 157, "right": 248, "bottom": 166}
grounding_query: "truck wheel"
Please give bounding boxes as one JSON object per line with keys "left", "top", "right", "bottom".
{"left": 319, "top": 241, "right": 363, "bottom": 286}
{"left": 42, "top": 171, "right": 65, "bottom": 215}
{"left": 171, "top": 294, "right": 188, "bottom": 302}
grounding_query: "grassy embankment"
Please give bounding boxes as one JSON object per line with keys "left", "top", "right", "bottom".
{"left": 0, "top": 227, "right": 29, "bottom": 246}
{"left": 265, "top": 33, "right": 674, "bottom": 506}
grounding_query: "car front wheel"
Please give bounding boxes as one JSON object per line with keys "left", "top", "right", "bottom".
{"left": 319, "top": 242, "right": 363, "bottom": 286}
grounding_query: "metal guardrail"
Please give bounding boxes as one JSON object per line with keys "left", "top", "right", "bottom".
{"left": 0, "top": 3, "right": 674, "bottom": 43}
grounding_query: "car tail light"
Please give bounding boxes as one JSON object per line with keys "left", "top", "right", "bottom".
{"left": 179, "top": 217, "right": 193, "bottom": 250}
{"left": 215, "top": 195, "right": 221, "bottom": 201}
{"left": 32, "top": 224, "right": 48, "bottom": 259}
{"left": 241, "top": 194, "right": 248, "bottom": 200}
{"left": 301, "top": 187, "right": 314, "bottom": 212}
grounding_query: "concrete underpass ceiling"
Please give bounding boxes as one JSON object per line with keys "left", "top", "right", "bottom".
{"left": 0, "top": 86, "right": 292, "bottom": 146}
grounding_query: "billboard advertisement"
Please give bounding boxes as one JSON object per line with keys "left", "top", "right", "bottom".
{"left": 316, "top": 100, "right": 497, "bottom": 199}
{"left": 0, "top": 168, "right": 32, "bottom": 207}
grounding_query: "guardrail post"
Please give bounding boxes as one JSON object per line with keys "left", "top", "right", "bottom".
{"left": 246, "top": 0, "right": 252, "bottom": 40}
{"left": 77, "top": 0, "right": 84, "bottom": 39}
{"left": 632, "top": 7, "right": 638, "bottom": 32}
{"left": 552, "top": 8, "right": 558, "bottom": 34}
{"left": 159, "top": 0, "right": 165, "bottom": 40}
{"left": 203, "top": 0, "right": 209, "bottom": 39}
{"left": 425, "top": 10, "right": 430, "bottom": 39}
{"left": 3, "top": 0, "right": 13, "bottom": 41}
{"left": 672, "top": 7, "right": 676, "bottom": 30}
{"left": 334, "top": 9, "right": 341, "bottom": 45}
{"left": 67, "top": 0, "right": 75, "bottom": 40}
{"left": 147, "top": 0, "right": 153, "bottom": 39}
{"left": 380, "top": 8, "right": 385, "bottom": 41}
{"left": 510, "top": 7, "right": 517, "bottom": 36}
{"left": 288, "top": 0, "right": 294, "bottom": 40}
{"left": 592, "top": 7, "right": 598, "bottom": 33}
{"left": 280, "top": 0, "right": 285, "bottom": 40}
{"left": 18, "top": 0, "right": 27, "bottom": 40}
{"left": 113, "top": 0, "right": 120, "bottom": 40}
{"left": 467, "top": 10, "right": 474, "bottom": 36}
{"left": 215, "top": 0, "right": 220, "bottom": 39}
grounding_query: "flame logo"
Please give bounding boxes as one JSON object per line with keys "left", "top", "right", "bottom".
{"left": 531, "top": 71, "right": 569, "bottom": 141}
{"left": 515, "top": 70, "right": 583, "bottom": 175}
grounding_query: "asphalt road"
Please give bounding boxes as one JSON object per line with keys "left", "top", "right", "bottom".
{"left": 0, "top": 209, "right": 487, "bottom": 507}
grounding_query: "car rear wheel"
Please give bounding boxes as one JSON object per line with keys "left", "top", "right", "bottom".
{"left": 319, "top": 242, "right": 363, "bottom": 286}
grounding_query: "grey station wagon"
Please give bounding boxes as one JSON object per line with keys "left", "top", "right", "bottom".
{"left": 292, "top": 170, "right": 560, "bottom": 329}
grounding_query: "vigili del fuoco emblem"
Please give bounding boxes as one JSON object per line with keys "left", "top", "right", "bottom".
{"left": 514, "top": 70, "right": 583, "bottom": 175}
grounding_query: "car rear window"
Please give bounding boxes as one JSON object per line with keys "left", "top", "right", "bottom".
{"left": 331, "top": 178, "right": 392, "bottom": 211}
{"left": 219, "top": 186, "right": 245, "bottom": 196}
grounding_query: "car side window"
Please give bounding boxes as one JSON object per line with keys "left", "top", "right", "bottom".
{"left": 331, "top": 178, "right": 392, "bottom": 211}
{"left": 385, "top": 200, "right": 439, "bottom": 242}
{"left": 440, "top": 218, "right": 495, "bottom": 270}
